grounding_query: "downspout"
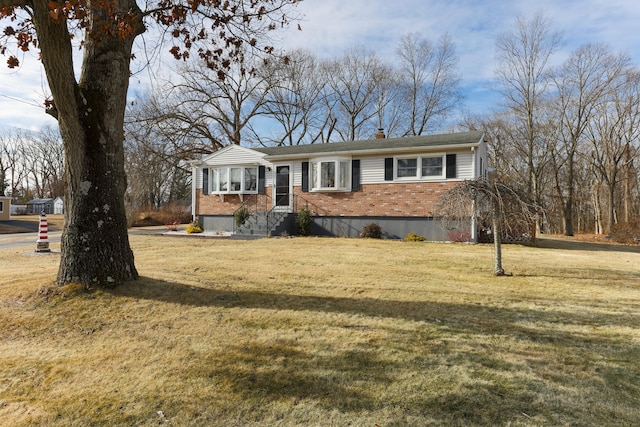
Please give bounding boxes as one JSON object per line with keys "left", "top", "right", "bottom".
{"left": 188, "top": 160, "right": 200, "bottom": 222}
{"left": 193, "top": 166, "right": 197, "bottom": 222}
{"left": 471, "top": 197, "right": 478, "bottom": 243}
{"left": 470, "top": 146, "right": 477, "bottom": 243}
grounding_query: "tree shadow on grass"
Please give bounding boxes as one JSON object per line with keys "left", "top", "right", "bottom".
{"left": 201, "top": 341, "right": 394, "bottom": 413}
{"left": 109, "top": 278, "right": 640, "bottom": 424}
{"left": 112, "top": 277, "right": 640, "bottom": 334}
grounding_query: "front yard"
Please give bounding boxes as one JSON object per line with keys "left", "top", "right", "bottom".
{"left": 0, "top": 236, "right": 638, "bottom": 426}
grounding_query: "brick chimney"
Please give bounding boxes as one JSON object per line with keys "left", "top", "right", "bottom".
{"left": 375, "top": 128, "right": 385, "bottom": 139}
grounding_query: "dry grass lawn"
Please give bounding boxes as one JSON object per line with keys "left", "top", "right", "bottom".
{"left": 0, "top": 235, "right": 639, "bottom": 426}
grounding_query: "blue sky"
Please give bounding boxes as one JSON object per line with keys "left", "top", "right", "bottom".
{"left": 1, "top": 0, "right": 640, "bottom": 132}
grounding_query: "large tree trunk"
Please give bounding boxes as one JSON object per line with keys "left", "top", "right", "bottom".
{"left": 32, "top": 1, "right": 143, "bottom": 287}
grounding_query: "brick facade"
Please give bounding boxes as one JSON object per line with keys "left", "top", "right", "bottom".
{"left": 295, "top": 182, "right": 458, "bottom": 217}
{"left": 196, "top": 189, "right": 273, "bottom": 216}
{"left": 197, "top": 181, "right": 458, "bottom": 218}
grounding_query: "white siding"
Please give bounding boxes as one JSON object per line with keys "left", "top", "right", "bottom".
{"left": 292, "top": 162, "right": 302, "bottom": 187}
{"left": 361, "top": 155, "right": 386, "bottom": 184}
{"left": 266, "top": 169, "right": 274, "bottom": 188}
{"left": 195, "top": 168, "right": 203, "bottom": 189}
{"left": 457, "top": 151, "right": 474, "bottom": 179}
{"left": 357, "top": 150, "right": 477, "bottom": 184}
{"left": 193, "top": 143, "right": 487, "bottom": 190}
{"left": 53, "top": 198, "right": 64, "bottom": 214}
{"left": 203, "top": 145, "right": 268, "bottom": 167}
{"left": 195, "top": 145, "right": 271, "bottom": 189}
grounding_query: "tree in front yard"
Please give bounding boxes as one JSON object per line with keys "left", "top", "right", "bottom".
{"left": 437, "top": 178, "right": 541, "bottom": 276}
{"left": 0, "top": 0, "right": 301, "bottom": 287}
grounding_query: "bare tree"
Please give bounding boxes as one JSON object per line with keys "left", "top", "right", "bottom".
{"left": 0, "top": 132, "right": 10, "bottom": 196}
{"left": 322, "top": 47, "right": 394, "bottom": 141}
{"left": 0, "top": 128, "right": 64, "bottom": 200}
{"left": 372, "top": 68, "right": 405, "bottom": 138}
{"left": 165, "top": 55, "right": 271, "bottom": 148}
{"left": 437, "top": 178, "right": 541, "bottom": 276}
{"left": 124, "top": 96, "right": 192, "bottom": 209}
{"left": 586, "top": 69, "right": 640, "bottom": 232}
{"left": 255, "top": 49, "right": 327, "bottom": 146}
{"left": 396, "top": 32, "right": 462, "bottom": 136}
{"left": 550, "top": 43, "right": 630, "bottom": 235}
{"left": 34, "top": 126, "right": 64, "bottom": 197}
{"left": 494, "top": 13, "right": 562, "bottom": 210}
{"left": 0, "top": 131, "right": 28, "bottom": 200}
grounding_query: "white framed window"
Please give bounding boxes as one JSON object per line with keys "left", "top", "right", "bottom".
{"left": 421, "top": 156, "right": 443, "bottom": 177}
{"left": 395, "top": 154, "right": 445, "bottom": 180}
{"left": 219, "top": 168, "right": 228, "bottom": 191}
{"left": 309, "top": 157, "right": 351, "bottom": 191}
{"left": 244, "top": 167, "right": 257, "bottom": 192}
{"left": 397, "top": 158, "right": 417, "bottom": 178}
{"left": 210, "top": 166, "right": 259, "bottom": 194}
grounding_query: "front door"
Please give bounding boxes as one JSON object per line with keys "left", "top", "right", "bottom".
{"left": 273, "top": 164, "right": 292, "bottom": 211}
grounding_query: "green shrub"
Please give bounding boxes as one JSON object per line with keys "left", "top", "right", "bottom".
{"left": 360, "top": 223, "right": 382, "bottom": 239}
{"left": 296, "top": 206, "right": 313, "bottom": 236}
{"left": 404, "top": 232, "right": 425, "bottom": 242}
{"left": 234, "top": 205, "right": 250, "bottom": 228}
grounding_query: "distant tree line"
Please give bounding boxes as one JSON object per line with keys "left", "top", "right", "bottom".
{"left": 464, "top": 13, "right": 640, "bottom": 236}
{"left": 0, "top": 127, "right": 64, "bottom": 203}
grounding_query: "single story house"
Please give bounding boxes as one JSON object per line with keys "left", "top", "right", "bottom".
{"left": 26, "top": 198, "right": 55, "bottom": 214}
{"left": 0, "top": 196, "right": 10, "bottom": 221}
{"left": 189, "top": 130, "right": 489, "bottom": 241}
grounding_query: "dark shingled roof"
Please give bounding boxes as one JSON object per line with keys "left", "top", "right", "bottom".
{"left": 25, "top": 198, "right": 54, "bottom": 205}
{"left": 253, "top": 131, "right": 484, "bottom": 158}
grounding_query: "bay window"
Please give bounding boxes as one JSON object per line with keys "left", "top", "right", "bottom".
{"left": 244, "top": 167, "right": 257, "bottom": 192}
{"left": 209, "top": 166, "right": 258, "bottom": 194}
{"left": 219, "top": 168, "right": 228, "bottom": 191}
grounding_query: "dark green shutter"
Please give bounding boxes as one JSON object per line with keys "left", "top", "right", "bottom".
{"left": 384, "top": 158, "right": 393, "bottom": 181}
{"left": 351, "top": 159, "right": 361, "bottom": 191}
{"left": 302, "top": 161, "right": 309, "bottom": 192}
{"left": 202, "top": 168, "right": 209, "bottom": 194}
{"left": 446, "top": 154, "right": 456, "bottom": 179}
{"left": 258, "top": 166, "right": 265, "bottom": 194}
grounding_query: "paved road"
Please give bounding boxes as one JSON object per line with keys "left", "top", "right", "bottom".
{"left": 0, "top": 228, "right": 166, "bottom": 250}
{"left": 0, "top": 231, "right": 62, "bottom": 249}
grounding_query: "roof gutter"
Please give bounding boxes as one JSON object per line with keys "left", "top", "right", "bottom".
{"left": 262, "top": 142, "right": 481, "bottom": 161}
